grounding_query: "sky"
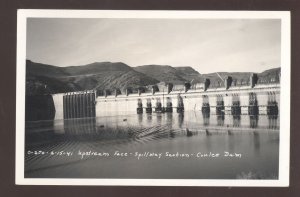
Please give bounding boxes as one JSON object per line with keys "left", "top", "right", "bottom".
{"left": 26, "top": 18, "right": 281, "bottom": 74}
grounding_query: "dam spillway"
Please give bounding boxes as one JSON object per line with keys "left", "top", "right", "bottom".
{"left": 63, "top": 91, "right": 96, "bottom": 119}
{"left": 52, "top": 90, "right": 96, "bottom": 120}
{"left": 51, "top": 81, "right": 280, "bottom": 120}
{"left": 95, "top": 84, "right": 280, "bottom": 117}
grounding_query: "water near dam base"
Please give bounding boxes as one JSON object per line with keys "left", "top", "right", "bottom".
{"left": 25, "top": 112, "right": 279, "bottom": 179}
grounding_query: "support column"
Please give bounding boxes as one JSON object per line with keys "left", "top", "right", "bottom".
{"left": 225, "top": 76, "right": 232, "bottom": 90}
{"left": 137, "top": 98, "right": 143, "bottom": 114}
{"left": 248, "top": 92, "right": 259, "bottom": 115}
{"left": 177, "top": 95, "right": 184, "bottom": 113}
{"left": 85, "top": 93, "right": 90, "bottom": 117}
{"left": 81, "top": 93, "right": 86, "bottom": 117}
{"left": 91, "top": 92, "right": 96, "bottom": 117}
{"left": 71, "top": 94, "right": 75, "bottom": 118}
{"left": 67, "top": 94, "right": 71, "bottom": 119}
{"left": 79, "top": 94, "right": 82, "bottom": 118}
{"left": 216, "top": 95, "right": 224, "bottom": 115}
{"left": 184, "top": 82, "right": 191, "bottom": 92}
{"left": 202, "top": 95, "right": 210, "bottom": 114}
{"left": 63, "top": 95, "right": 67, "bottom": 119}
{"left": 152, "top": 85, "right": 159, "bottom": 95}
{"left": 146, "top": 98, "right": 152, "bottom": 113}
{"left": 231, "top": 94, "right": 241, "bottom": 115}
{"left": 250, "top": 73, "right": 258, "bottom": 88}
{"left": 167, "top": 83, "right": 173, "bottom": 94}
{"left": 76, "top": 94, "right": 80, "bottom": 118}
{"left": 204, "top": 79, "right": 210, "bottom": 91}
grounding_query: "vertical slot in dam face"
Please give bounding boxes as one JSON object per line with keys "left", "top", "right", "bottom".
{"left": 248, "top": 92, "right": 259, "bottom": 116}
{"left": 202, "top": 95, "right": 210, "bottom": 115}
{"left": 231, "top": 93, "right": 241, "bottom": 116}
{"left": 216, "top": 94, "right": 224, "bottom": 116}
{"left": 165, "top": 97, "right": 173, "bottom": 112}
{"left": 146, "top": 98, "right": 152, "bottom": 113}
{"left": 63, "top": 91, "right": 96, "bottom": 119}
{"left": 137, "top": 98, "right": 143, "bottom": 114}
{"left": 177, "top": 95, "right": 184, "bottom": 113}
{"left": 267, "top": 91, "right": 279, "bottom": 116}
{"left": 155, "top": 98, "right": 162, "bottom": 112}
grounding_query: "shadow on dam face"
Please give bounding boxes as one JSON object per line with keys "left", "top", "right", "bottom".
{"left": 25, "top": 95, "right": 55, "bottom": 121}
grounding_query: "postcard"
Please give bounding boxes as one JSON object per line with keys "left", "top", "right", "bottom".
{"left": 16, "top": 10, "right": 290, "bottom": 186}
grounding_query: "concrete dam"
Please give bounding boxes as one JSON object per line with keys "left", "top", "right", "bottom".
{"left": 51, "top": 74, "right": 280, "bottom": 120}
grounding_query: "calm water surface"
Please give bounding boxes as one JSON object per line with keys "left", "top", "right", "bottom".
{"left": 25, "top": 112, "right": 279, "bottom": 179}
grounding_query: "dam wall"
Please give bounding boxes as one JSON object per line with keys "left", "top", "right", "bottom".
{"left": 50, "top": 83, "right": 280, "bottom": 120}
{"left": 95, "top": 83, "right": 280, "bottom": 118}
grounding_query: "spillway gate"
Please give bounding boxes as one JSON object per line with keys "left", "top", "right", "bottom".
{"left": 63, "top": 90, "right": 96, "bottom": 119}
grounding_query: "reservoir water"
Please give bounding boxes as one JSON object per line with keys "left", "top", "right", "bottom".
{"left": 25, "top": 112, "right": 279, "bottom": 179}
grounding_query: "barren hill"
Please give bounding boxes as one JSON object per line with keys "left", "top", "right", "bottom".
{"left": 26, "top": 60, "right": 280, "bottom": 95}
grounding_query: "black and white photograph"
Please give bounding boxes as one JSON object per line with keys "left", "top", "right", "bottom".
{"left": 15, "top": 10, "right": 290, "bottom": 186}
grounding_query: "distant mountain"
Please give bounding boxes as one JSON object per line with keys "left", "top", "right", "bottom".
{"left": 63, "top": 62, "right": 132, "bottom": 76}
{"left": 175, "top": 66, "right": 200, "bottom": 75}
{"left": 26, "top": 60, "right": 69, "bottom": 78}
{"left": 26, "top": 60, "right": 158, "bottom": 95}
{"left": 26, "top": 60, "right": 281, "bottom": 95}
{"left": 257, "top": 67, "right": 281, "bottom": 83}
{"left": 26, "top": 60, "right": 79, "bottom": 94}
{"left": 174, "top": 67, "right": 203, "bottom": 83}
{"left": 202, "top": 72, "right": 252, "bottom": 81}
{"left": 134, "top": 65, "right": 184, "bottom": 84}
{"left": 134, "top": 65, "right": 203, "bottom": 84}
{"left": 201, "top": 68, "right": 280, "bottom": 87}
{"left": 201, "top": 72, "right": 252, "bottom": 87}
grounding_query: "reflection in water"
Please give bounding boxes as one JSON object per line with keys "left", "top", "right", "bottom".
{"left": 253, "top": 130, "right": 261, "bottom": 155}
{"left": 166, "top": 112, "right": 173, "bottom": 124}
{"left": 186, "top": 128, "right": 193, "bottom": 137}
{"left": 178, "top": 113, "right": 184, "bottom": 128}
{"left": 146, "top": 113, "right": 152, "bottom": 122}
{"left": 64, "top": 118, "right": 96, "bottom": 135}
{"left": 25, "top": 112, "right": 280, "bottom": 179}
{"left": 232, "top": 115, "right": 241, "bottom": 127}
{"left": 217, "top": 115, "right": 225, "bottom": 126}
{"left": 203, "top": 113, "right": 210, "bottom": 126}
{"left": 156, "top": 114, "right": 162, "bottom": 125}
{"left": 138, "top": 113, "right": 143, "bottom": 124}
{"left": 268, "top": 115, "right": 279, "bottom": 130}
{"left": 250, "top": 116, "right": 259, "bottom": 129}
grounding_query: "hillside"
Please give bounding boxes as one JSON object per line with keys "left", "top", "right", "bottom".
{"left": 201, "top": 72, "right": 253, "bottom": 87}
{"left": 26, "top": 60, "right": 281, "bottom": 95}
{"left": 174, "top": 67, "right": 203, "bottom": 83}
{"left": 257, "top": 67, "right": 281, "bottom": 83}
{"left": 26, "top": 60, "right": 158, "bottom": 95}
{"left": 201, "top": 68, "right": 280, "bottom": 87}
{"left": 134, "top": 65, "right": 203, "bottom": 84}
{"left": 62, "top": 62, "right": 132, "bottom": 76}
{"left": 26, "top": 60, "right": 69, "bottom": 78}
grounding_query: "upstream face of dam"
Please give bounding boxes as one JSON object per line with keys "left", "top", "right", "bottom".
{"left": 94, "top": 84, "right": 280, "bottom": 118}
{"left": 51, "top": 80, "right": 280, "bottom": 120}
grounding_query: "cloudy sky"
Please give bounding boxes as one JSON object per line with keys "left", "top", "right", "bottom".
{"left": 26, "top": 18, "right": 281, "bottom": 73}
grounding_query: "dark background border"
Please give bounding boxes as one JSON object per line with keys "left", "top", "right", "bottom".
{"left": 0, "top": 0, "right": 299, "bottom": 196}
